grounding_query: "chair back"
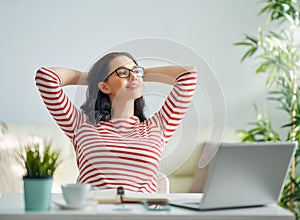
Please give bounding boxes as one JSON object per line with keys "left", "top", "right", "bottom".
{"left": 157, "top": 172, "right": 170, "bottom": 193}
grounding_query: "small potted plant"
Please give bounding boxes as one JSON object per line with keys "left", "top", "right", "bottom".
{"left": 19, "top": 142, "right": 61, "bottom": 211}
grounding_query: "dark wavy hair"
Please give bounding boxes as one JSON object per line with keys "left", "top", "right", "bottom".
{"left": 80, "top": 52, "right": 146, "bottom": 124}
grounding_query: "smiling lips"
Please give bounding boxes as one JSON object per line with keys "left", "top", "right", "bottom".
{"left": 126, "top": 83, "right": 139, "bottom": 89}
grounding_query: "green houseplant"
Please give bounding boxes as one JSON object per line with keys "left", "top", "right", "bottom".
{"left": 235, "top": 0, "right": 300, "bottom": 218}
{"left": 19, "top": 142, "right": 61, "bottom": 211}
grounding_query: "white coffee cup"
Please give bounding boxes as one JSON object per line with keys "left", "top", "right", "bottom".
{"left": 61, "top": 183, "right": 91, "bottom": 206}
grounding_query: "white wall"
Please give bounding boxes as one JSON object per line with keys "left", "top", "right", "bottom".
{"left": 0, "top": 0, "right": 284, "bottom": 138}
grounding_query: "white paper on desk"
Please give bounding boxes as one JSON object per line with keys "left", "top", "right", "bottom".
{"left": 97, "top": 203, "right": 144, "bottom": 213}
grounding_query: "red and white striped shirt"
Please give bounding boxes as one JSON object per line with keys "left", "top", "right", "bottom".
{"left": 35, "top": 67, "right": 197, "bottom": 193}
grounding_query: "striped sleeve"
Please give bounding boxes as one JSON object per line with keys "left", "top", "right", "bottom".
{"left": 35, "top": 67, "right": 84, "bottom": 141}
{"left": 149, "top": 71, "right": 198, "bottom": 144}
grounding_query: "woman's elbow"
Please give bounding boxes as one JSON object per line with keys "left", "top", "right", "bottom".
{"left": 183, "top": 65, "right": 197, "bottom": 73}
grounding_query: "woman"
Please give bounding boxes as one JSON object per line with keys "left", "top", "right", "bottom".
{"left": 35, "top": 52, "right": 197, "bottom": 193}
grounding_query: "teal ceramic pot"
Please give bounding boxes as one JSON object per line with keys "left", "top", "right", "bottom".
{"left": 23, "top": 176, "right": 52, "bottom": 211}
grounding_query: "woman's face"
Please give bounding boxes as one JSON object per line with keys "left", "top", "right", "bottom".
{"left": 99, "top": 55, "right": 143, "bottom": 102}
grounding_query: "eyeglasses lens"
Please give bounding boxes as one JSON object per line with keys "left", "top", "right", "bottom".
{"left": 133, "top": 67, "right": 144, "bottom": 76}
{"left": 116, "top": 69, "right": 129, "bottom": 78}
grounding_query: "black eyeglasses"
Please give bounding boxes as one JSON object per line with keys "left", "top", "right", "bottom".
{"left": 105, "top": 66, "right": 144, "bottom": 81}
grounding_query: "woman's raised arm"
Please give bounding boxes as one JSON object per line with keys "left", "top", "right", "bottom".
{"left": 143, "top": 65, "right": 197, "bottom": 85}
{"left": 48, "top": 67, "right": 88, "bottom": 86}
{"left": 146, "top": 65, "right": 198, "bottom": 143}
{"left": 35, "top": 67, "right": 86, "bottom": 141}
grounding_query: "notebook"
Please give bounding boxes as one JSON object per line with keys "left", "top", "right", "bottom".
{"left": 90, "top": 188, "right": 169, "bottom": 204}
{"left": 171, "top": 142, "right": 297, "bottom": 210}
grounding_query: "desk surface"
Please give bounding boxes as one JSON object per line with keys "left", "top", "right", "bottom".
{"left": 0, "top": 193, "right": 294, "bottom": 220}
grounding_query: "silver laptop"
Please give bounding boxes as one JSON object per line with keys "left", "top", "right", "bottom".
{"left": 171, "top": 142, "right": 297, "bottom": 210}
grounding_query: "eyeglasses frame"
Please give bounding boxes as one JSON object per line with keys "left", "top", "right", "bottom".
{"left": 104, "top": 66, "right": 144, "bottom": 81}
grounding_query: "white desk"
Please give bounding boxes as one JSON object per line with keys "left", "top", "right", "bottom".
{"left": 0, "top": 193, "right": 294, "bottom": 220}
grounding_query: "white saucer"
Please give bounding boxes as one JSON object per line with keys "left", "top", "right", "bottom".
{"left": 53, "top": 200, "right": 90, "bottom": 210}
